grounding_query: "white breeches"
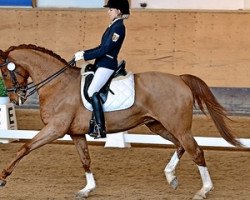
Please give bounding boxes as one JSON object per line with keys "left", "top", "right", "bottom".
{"left": 87, "top": 67, "right": 114, "bottom": 97}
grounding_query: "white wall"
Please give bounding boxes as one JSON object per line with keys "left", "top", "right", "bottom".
{"left": 36, "top": 0, "right": 250, "bottom": 10}
{"left": 245, "top": 0, "right": 250, "bottom": 9}
{"left": 132, "top": 0, "right": 247, "bottom": 10}
{"left": 36, "top": 0, "right": 105, "bottom": 8}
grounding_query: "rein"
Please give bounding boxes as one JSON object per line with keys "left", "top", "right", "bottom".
{"left": 0, "top": 58, "right": 76, "bottom": 99}
{"left": 25, "top": 59, "right": 76, "bottom": 97}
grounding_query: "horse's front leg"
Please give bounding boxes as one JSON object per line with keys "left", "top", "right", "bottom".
{"left": 71, "top": 135, "right": 96, "bottom": 198}
{"left": 0, "top": 116, "right": 72, "bottom": 187}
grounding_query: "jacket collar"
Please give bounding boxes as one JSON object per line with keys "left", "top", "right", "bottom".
{"left": 109, "top": 17, "right": 122, "bottom": 27}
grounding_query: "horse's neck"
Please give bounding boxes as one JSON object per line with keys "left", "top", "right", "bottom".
{"left": 28, "top": 62, "right": 63, "bottom": 84}
{"left": 11, "top": 49, "right": 80, "bottom": 98}
{"left": 11, "top": 49, "right": 64, "bottom": 83}
{"left": 16, "top": 60, "right": 69, "bottom": 97}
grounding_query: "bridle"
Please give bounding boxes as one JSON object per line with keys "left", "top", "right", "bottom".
{"left": 0, "top": 58, "right": 76, "bottom": 102}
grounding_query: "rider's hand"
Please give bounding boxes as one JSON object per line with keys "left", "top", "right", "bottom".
{"left": 74, "top": 51, "right": 84, "bottom": 61}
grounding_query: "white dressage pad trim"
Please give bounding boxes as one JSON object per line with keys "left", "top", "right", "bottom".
{"left": 81, "top": 72, "right": 135, "bottom": 112}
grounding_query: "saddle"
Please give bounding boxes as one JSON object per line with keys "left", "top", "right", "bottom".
{"left": 83, "top": 60, "right": 127, "bottom": 103}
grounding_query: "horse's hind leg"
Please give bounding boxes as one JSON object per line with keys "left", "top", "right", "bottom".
{"left": 70, "top": 135, "right": 96, "bottom": 198}
{"left": 145, "top": 121, "right": 185, "bottom": 189}
{"left": 164, "top": 146, "right": 185, "bottom": 190}
{"left": 178, "top": 132, "right": 213, "bottom": 199}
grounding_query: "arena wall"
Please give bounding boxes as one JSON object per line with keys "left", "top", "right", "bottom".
{"left": 1, "top": 8, "right": 250, "bottom": 119}
{"left": 1, "top": 8, "right": 250, "bottom": 88}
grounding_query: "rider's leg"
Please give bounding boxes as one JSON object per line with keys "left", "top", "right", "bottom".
{"left": 90, "top": 92, "right": 106, "bottom": 138}
{"left": 87, "top": 67, "right": 114, "bottom": 138}
{"left": 87, "top": 113, "right": 95, "bottom": 135}
{"left": 88, "top": 67, "right": 114, "bottom": 97}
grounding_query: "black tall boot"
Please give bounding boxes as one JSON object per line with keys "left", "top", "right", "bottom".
{"left": 87, "top": 113, "right": 95, "bottom": 135}
{"left": 89, "top": 92, "right": 106, "bottom": 139}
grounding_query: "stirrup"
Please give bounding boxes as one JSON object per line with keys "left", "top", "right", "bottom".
{"left": 89, "top": 124, "right": 106, "bottom": 139}
{"left": 87, "top": 119, "right": 95, "bottom": 135}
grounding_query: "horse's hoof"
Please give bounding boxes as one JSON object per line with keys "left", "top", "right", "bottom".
{"left": 0, "top": 179, "right": 7, "bottom": 188}
{"left": 75, "top": 194, "right": 86, "bottom": 200}
{"left": 192, "top": 192, "right": 206, "bottom": 200}
{"left": 170, "top": 177, "right": 178, "bottom": 190}
{"left": 75, "top": 190, "right": 89, "bottom": 199}
{"left": 75, "top": 194, "right": 87, "bottom": 200}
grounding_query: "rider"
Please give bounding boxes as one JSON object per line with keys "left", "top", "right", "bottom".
{"left": 74, "top": 0, "right": 130, "bottom": 139}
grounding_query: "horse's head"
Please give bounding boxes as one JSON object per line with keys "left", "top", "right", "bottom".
{"left": 0, "top": 44, "right": 76, "bottom": 105}
{"left": 0, "top": 49, "right": 30, "bottom": 105}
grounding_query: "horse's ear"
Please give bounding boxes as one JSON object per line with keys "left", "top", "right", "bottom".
{"left": 0, "top": 49, "right": 4, "bottom": 57}
{"left": 0, "top": 50, "right": 7, "bottom": 60}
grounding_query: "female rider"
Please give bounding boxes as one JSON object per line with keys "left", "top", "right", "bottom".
{"left": 74, "top": 0, "right": 130, "bottom": 138}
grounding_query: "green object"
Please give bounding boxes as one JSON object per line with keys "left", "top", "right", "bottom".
{"left": 0, "top": 77, "right": 8, "bottom": 97}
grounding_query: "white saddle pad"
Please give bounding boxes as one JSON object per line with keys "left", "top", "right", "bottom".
{"left": 81, "top": 72, "right": 135, "bottom": 112}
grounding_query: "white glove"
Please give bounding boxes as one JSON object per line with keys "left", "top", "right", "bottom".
{"left": 74, "top": 51, "right": 84, "bottom": 61}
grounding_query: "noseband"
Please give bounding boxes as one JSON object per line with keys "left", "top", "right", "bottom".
{"left": 0, "top": 58, "right": 76, "bottom": 100}
{"left": 0, "top": 59, "right": 28, "bottom": 101}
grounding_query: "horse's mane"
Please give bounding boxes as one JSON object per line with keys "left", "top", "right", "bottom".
{"left": 5, "top": 44, "right": 68, "bottom": 64}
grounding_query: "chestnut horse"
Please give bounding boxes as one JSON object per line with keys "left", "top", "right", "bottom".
{"left": 0, "top": 44, "right": 242, "bottom": 199}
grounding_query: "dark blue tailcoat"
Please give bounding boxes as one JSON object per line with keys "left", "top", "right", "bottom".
{"left": 84, "top": 18, "right": 126, "bottom": 70}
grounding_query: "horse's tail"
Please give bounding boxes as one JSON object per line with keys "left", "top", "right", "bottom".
{"left": 180, "top": 74, "right": 242, "bottom": 147}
